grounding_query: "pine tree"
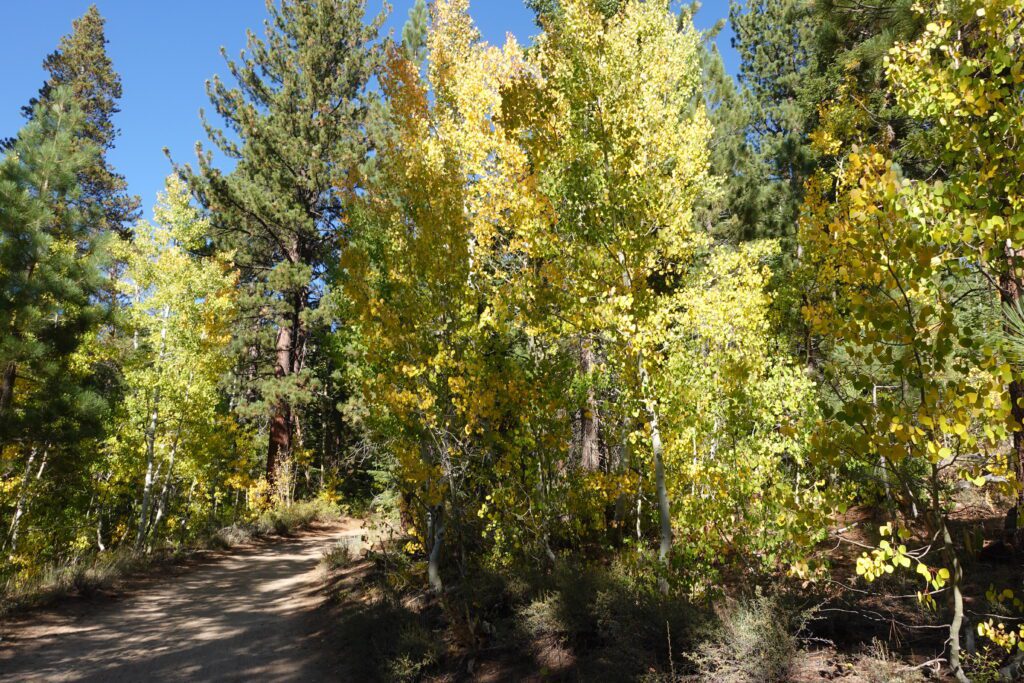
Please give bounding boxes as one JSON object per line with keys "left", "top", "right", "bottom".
{"left": 695, "top": 38, "right": 761, "bottom": 242}
{"left": 808, "top": 0, "right": 933, "bottom": 177}
{"left": 0, "top": 89, "right": 109, "bottom": 443}
{"left": 175, "top": 0, "right": 384, "bottom": 485}
{"left": 0, "top": 89, "right": 116, "bottom": 554}
{"left": 401, "top": 0, "right": 429, "bottom": 65}
{"left": 14, "top": 6, "right": 139, "bottom": 238}
{"left": 728, "top": 0, "right": 818, "bottom": 242}
{"left": 527, "top": 0, "right": 625, "bottom": 23}
{"left": 526, "top": 0, "right": 560, "bottom": 24}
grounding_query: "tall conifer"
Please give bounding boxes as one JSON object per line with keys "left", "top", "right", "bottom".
{"left": 15, "top": 6, "right": 139, "bottom": 238}
{"left": 728, "top": 0, "right": 817, "bottom": 241}
{"left": 0, "top": 89, "right": 109, "bottom": 456}
{"left": 175, "top": 0, "right": 384, "bottom": 484}
{"left": 401, "top": 0, "right": 429, "bottom": 65}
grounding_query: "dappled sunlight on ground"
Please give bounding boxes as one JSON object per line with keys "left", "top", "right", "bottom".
{"left": 0, "top": 521, "right": 364, "bottom": 682}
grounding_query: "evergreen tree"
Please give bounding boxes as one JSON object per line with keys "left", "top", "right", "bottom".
{"left": 728, "top": 0, "right": 818, "bottom": 242}
{"left": 808, "top": 0, "right": 933, "bottom": 177}
{"left": 527, "top": 0, "right": 625, "bottom": 23}
{"left": 401, "top": 0, "right": 429, "bottom": 65}
{"left": 0, "top": 90, "right": 116, "bottom": 555}
{"left": 526, "top": 0, "right": 560, "bottom": 24}
{"left": 13, "top": 6, "right": 139, "bottom": 238}
{"left": 0, "top": 89, "right": 109, "bottom": 445}
{"left": 0, "top": 7, "right": 132, "bottom": 561}
{"left": 695, "top": 36, "right": 762, "bottom": 242}
{"left": 175, "top": 0, "right": 384, "bottom": 485}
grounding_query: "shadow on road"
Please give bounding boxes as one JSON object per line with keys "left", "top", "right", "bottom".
{"left": 0, "top": 522, "right": 362, "bottom": 682}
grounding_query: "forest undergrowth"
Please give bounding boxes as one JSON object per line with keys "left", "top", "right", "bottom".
{"left": 322, "top": 491, "right": 1022, "bottom": 682}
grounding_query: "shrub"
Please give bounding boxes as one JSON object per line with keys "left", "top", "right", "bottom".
{"left": 385, "top": 623, "right": 444, "bottom": 682}
{"left": 209, "top": 525, "right": 256, "bottom": 549}
{"left": 520, "top": 592, "right": 568, "bottom": 643}
{"left": 690, "top": 593, "right": 801, "bottom": 683}
{"left": 322, "top": 540, "right": 354, "bottom": 570}
{"left": 212, "top": 499, "right": 340, "bottom": 546}
{"left": 0, "top": 547, "right": 149, "bottom": 616}
{"left": 254, "top": 499, "right": 338, "bottom": 536}
{"left": 853, "top": 640, "right": 926, "bottom": 683}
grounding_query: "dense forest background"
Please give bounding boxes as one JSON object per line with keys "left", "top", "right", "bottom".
{"left": 3, "top": 0, "right": 1024, "bottom": 680}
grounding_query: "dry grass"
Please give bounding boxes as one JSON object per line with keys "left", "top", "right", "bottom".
{"left": 689, "top": 593, "right": 802, "bottom": 683}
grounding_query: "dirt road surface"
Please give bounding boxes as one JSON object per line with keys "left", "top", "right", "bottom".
{"left": 0, "top": 520, "right": 363, "bottom": 682}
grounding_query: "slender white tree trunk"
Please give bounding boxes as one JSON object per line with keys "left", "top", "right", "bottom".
{"left": 136, "top": 306, "right": 170, "bottom": 550}
{"left": 150, "top": 435, "right": 181, "bottom": 542}
{"left": 149, "top": 371, "right": 192, "bottom": 544}
{"left": 136, "top": 395, "right": 161, "bottom": 549}
{"left": 943, "top": 519, "right": 969, "bottom": 683}
{"left": 639, "top": 356, "right": 672, "bottom": 594}
{"left": 7, "top": 446, "right": 48, "bottom": 552}
{"left": 428, "top": 505, "right": 445, "bottom": 592}
{"left": 616, "top": 250, "right": 673, "bottom": 591}
{"left": 580, "top": 340, "right": 601, "bottom": 471}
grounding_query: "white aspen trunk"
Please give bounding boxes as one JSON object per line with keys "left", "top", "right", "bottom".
{"left": 150, "top": 371, "right": 192, "bottom": 543}
{"left": 929, "top": 466, "right": 968, "bottom": 683}
{"left": 426, "top": 430, "right": 448, "bottom": 593}
{"left": 96, "top": 515, "right": 106, "bottom": 552}
{"left": 580, "top": 340, "right": 601, "bottom": 471}
{"left": 6, "top": 447, "right": 37, "bottom": 551}
{"left": 640, "top": 356, "right": 672, "bottom": 594}
{"left": 181, "top": 480, "right": 198, "bottom": 538}
{"left": 135, "top": 398, "right": 161, "bottom": 549}
{"left": 873, "top": 386, "right": 893, "bottom": 507}
{"left": 136, "top": 305, "right": 170, "bottom": 550}
{"left": 6, "top": 446, "right": 47, "bottom": 552}
{"left": 616, "top": 249, "right": 673, "bottom": 589}
{"left": 943, "top": 519, "right": 969, "bottom": 683}
{"left": 149, "top": 439, "right": 178, "bottom": 546}
{"left": 427, "top": 505, "right": 444, "bottom": 593}
{"left": 649, "top": 399, "right": 672, "bottom": 588}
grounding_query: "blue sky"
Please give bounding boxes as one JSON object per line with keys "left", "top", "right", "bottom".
{"left": 1, "top": 1, "right": 736, "bottom": 218}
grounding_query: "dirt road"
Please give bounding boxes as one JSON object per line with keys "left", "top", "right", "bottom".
{"left": 0, "top": 520, "right": 363, "bottom": 682}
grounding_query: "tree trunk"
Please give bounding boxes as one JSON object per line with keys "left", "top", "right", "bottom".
{"left": 1000, "top": 250, "right": 1024, "bottom": 538}
{"left": 136, "top": 306, "right": 169, "bottom": 549}
{"left": 267, "top": 323, "right": 293, "bottom": 485}
{"left": 650, "top": 401, "right": 672, "bottom": 593}
{"left": 929, "top": 465, "right": 969, "bottom": 683}
{"left": 0, "top": 361, "right": 16, "bottom": 419}
{"left": 942, "top": 519, "right": 970, "bottom": 683}
{"left": 580, "top": 340, "right": 601, "bottom": 471}
{"left": 135, "top": 391, "right": 160, "bottom": 549}
{"left": 7, "top": 446, "right": 48, "bottom": 552}
{"left": 639, "top": 355, "right": 672, "bottom": 593}
{"left": 616, "top": 249, "right": 673, "bottom": 589}
{"left": 150, "top": 437, "right": 179, "bottom": 542}
{"left": 427, "top": 505, "right": 445, "bottom": 593}
{"left": 6, "top": 447, "right": 37, "bottom": 551}
{"left": 1009, "top": 377, "right": 1024, "bottom": 516}
{"left": 150, "top": 372, "right": 191, "bottom": 541}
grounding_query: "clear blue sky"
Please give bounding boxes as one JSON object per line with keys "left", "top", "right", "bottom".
{"left": 1, "top": 1, "right": 736, "bottom": 218}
